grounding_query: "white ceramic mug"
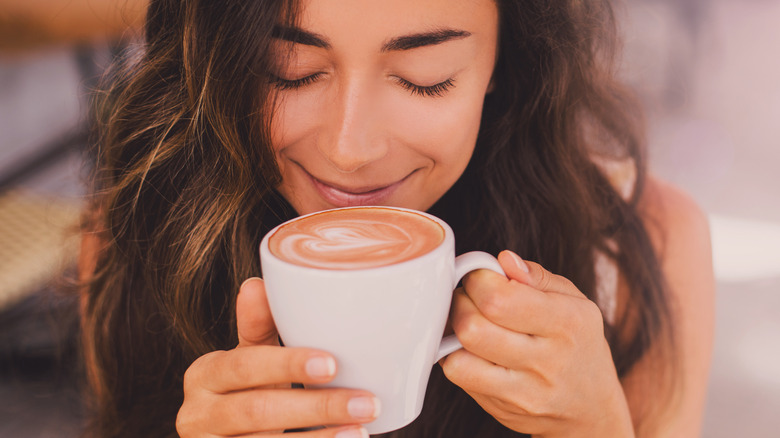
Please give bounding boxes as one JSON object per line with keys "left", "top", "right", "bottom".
{"left": 259, "top": 206, "right": 505, "bottom": 434}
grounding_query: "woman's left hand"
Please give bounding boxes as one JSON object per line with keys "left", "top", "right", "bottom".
{"left": 442, "top": 250, "right": 635, "bottom": 437}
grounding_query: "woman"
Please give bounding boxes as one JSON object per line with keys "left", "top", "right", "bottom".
{"left": 80, "top": 0, "right": 715, "bottom": 437}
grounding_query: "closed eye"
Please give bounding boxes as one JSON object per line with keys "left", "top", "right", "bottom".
{"left": 270, "top": 72, "right": 456, "bottom": 98}
{"left": 270, "top": 72, "right": 324, "bottom": 90}
{"left": 395, "top": 77, "right": 455, "bottom": 98}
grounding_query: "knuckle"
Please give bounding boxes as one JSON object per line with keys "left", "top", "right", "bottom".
{"left": 559, "top": 275, "right": 577, "bottom": 292}
{"left": 536, "top": 267, "right": 553, "bottom": 291}
{"left": 278, "top": 347, "right": 297, "bottom": 378}
{"left": 226, "top": 349, "right": 256, "bottom": 384}
{"left": 183, "top": 351, "right": 218, "bottom": 392}
{"left": 454, "top": 312, "right": 483, "bottom": 348}
{"left": 181, "top": 366, "right": 198, "bottom": 394}
{"left": 440, "top": 350, "right": 467, "bottom": 381}
{"left": 583, "top": 299, "right": 605, "bottom": 324}
{"left": 582, "top": 300, "right": 606, "bottom": 337}
{"left": 175, "top": 406, "right": 194, "bottom": 436}
{"left": 316, "top": 390, "right": 340, "bottom": 420}
{"left": 461, "top": 270, "right": 480, "bottom": 291}
{"left": 247, "top": 392, "right": 273, "bottom": 425}
{"left": 571, "top": 299, "right": 602, "bottom": 330}
{"left": 177, "top": 390, "right": 215, "bottom": 436}
{"left": 480, "top": 290, "right": 509, "bottom": 321}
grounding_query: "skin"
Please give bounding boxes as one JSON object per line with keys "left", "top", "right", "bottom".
{"left": 269, "top": 0, "right": 498, "bottom": 215}
{"left": 620, "top": 178, "right": 716, "bottom": 437}
{"left": 85, "top": 0, "right": 717, "bottom": 437}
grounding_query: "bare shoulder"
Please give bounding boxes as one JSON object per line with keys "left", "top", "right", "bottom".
{"left": 631, "top": 174, "right": 715, "bottom": 436}
{"left": 637, "top": 174, "right": 713, "bottom": 273}
{"left": 635, "top": 174, "right": 715, "bottom": 332}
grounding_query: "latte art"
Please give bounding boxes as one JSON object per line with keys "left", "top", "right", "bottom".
{"left": 269, "top": 208, "right": 444, "bottom": 270}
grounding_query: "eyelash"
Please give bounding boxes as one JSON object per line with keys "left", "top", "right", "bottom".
{"left": 395, "top": 77, "right": 455, "bottom": 98}
{"left": 270, "top": 72, "right": 324, "bottom": 90}
{"left": 270, "top": 73, "right": 455, "bottom": 97}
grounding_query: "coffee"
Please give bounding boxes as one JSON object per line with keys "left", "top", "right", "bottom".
{"left": 261, "top": 206, "right": 505, "bottom": 433}
{"left": 268, "top": 207, "right": 444, "bottom": 270}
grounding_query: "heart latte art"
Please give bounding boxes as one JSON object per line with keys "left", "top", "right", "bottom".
{"left": 268, "top": 208, "right": 445, "bottom": 270}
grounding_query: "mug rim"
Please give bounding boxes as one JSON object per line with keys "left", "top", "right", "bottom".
{"left": 259, "top": 205, "right": 454, "bottom": 274}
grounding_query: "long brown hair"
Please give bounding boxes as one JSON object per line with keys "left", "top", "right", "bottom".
{"left": 82, "top": 1, "right": 674, "bottom": 437}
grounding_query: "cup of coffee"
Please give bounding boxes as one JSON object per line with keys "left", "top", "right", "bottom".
{"left": 259, "top": 206, "right": 504, "bottom": 434}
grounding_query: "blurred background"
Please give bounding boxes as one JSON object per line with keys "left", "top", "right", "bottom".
{"left": 0, "top": 0, "right": 778, "bottom": 436}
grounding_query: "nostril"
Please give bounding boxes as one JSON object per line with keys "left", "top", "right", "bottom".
{"left": 318, "top": 144, "right": 388, "bottom": 174}
{"left": 322, "top": 152, "right": 370, "bottom": 174}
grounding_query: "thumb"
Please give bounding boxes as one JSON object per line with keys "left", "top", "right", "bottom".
{"left": 499, "top": 252, "right": 585, "bottom": 298}
{"left": 236, "top": 277, "right": 279, "bottom": 347}
{"left": 497, "top": 250, "right": 531, "bottom": 283}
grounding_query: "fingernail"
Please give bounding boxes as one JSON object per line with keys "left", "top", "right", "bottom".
{"left": 508, "top": 251, "right": 530, "bottom": 273}
{"left": 305, "top": 356, "right": 336, "bottom": 378}
{"left": 347, "top": 396, "right": 381, "bottom": 419}
{"left": 335, "top": 427, "right": 369, "bottom": 438}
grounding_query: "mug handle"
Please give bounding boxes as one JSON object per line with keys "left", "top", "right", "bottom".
{"left": 435, "top": 251, "right": 506, "bottom": 362}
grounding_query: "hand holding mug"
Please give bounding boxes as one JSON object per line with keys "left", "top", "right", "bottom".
{"left": 175, "top": 278, "right": 377, "bottom": 437}
{"left": 442, "top": 251, "right": 634, "bottom": 437}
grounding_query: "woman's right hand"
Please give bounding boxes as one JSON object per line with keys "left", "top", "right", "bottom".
{"left": 176, "top": 278, "right": 379, "bottom": 437}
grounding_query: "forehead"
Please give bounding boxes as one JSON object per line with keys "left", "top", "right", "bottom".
{"left": 295, "top": 0, "right": 499, "bottom": 45}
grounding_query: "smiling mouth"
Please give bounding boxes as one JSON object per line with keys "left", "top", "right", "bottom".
{"left": 297, "top": 163, "right": 416, "bottom": 207}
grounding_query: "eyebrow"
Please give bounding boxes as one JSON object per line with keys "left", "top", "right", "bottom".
{"left": 272, "top": 26, "right": 472, "bottom": 52}
{"left": 272, "top": 26, "right": 330, "bottom": 49}
{"left": 382, "top": 29, "right": 472, "bottom": 52}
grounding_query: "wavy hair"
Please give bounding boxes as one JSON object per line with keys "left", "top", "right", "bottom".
{"left": 81, "top": 1, "right": 674, "bottom": 437}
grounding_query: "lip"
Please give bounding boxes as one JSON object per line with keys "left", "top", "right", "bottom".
{"left": 298, "top": 164, "right": 415, "bottom": 207}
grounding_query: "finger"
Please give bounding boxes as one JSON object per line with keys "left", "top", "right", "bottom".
{"left": 237, "top": 277, "right": 279, "bottom": 347}
{"left": 465, "top": 391, "right": 555, "bottom": 437}
{"left": 497, "top": 250, "right": 531, "bottom": 283}
{"left": 187, "top": 346, "right": 338, "bottom": 394}
{"left": 451, "top": 290, "right": 542, "bottom": 370}
{"left": 207, "top": 388, "right": 380, "bottom": 436}
{"left": 461, "top": 268, "right": 556, "bottom": 335}
{"left": 521, "top": 260, "right": 586, "bottom": 299}
{"left": 441, "top": 349, "right": 560, "bottom": 435}
{"left": 441, "top": 348, "right": 539, "bottom": 413}
{"left": 441, "top": 348, "right": 510, "bottom": 398}
{"left": 495, "top": 250, "right": 582, "bottom": 298}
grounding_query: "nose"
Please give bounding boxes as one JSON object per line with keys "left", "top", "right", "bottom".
{"left": 318, "top": 80, "right": 387, "bottom": 173}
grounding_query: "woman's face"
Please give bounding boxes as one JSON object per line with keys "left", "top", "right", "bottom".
{"left": 270, "top": 0, "right": 499, "bottom": 215}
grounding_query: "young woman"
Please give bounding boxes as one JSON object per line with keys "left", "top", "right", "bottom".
{"left": 79, "top": 0, "right": 715, "bottom": 437}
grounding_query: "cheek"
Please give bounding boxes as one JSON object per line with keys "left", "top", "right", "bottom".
{"left": 390, "top": 95, "right": 484, "bottom": 163}
{"left": 269, "top": 92, "right": 322, "bottom": 153}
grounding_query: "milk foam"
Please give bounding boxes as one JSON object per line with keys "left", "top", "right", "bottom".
{"left": 269, "top": 208, "right": 444, "bottom": 270}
